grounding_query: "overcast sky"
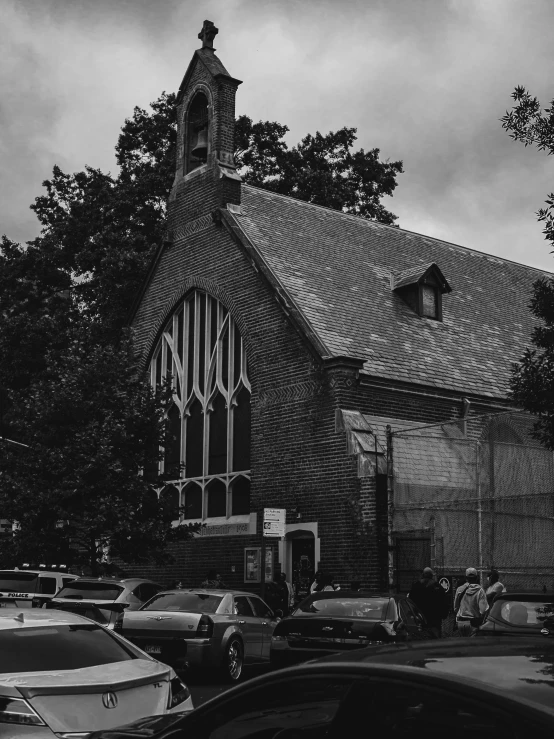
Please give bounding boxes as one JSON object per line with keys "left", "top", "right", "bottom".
{"left": 2, "top": 0, "right": 553, "bottom": 271}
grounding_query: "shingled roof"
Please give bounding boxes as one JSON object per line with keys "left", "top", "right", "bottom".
{"left": 231, "top": 185, "right": 552, "bottom": 399}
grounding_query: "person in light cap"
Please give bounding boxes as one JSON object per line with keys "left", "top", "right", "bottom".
{"left": 408, "top": 567, "right": 449, "bottom": 638}
{"left": 454, "top": 567, "right": 488, "bottom": 636}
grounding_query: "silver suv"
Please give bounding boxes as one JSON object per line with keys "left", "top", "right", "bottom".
{"left": 47, "top": 576, "right": 163, "bottom": 628}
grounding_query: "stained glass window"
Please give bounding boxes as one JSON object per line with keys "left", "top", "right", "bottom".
{"left": 149, "top": 291, "right": 251, "bottom": 521}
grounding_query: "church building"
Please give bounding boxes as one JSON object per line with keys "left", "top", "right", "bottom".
{"left": 129, "top": 21, "right": 553, "bottom": 594}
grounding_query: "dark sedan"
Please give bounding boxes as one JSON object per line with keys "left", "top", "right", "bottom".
{"left": 478, "top": 591, "right": 554, "bottom": 636}
{"left": 91, "top": 638, "right": 554, "bottom": 738}
{"left": 269, "top": 590, "right": 436, "bottom": 667}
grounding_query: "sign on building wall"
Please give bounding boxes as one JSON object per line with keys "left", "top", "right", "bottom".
{"left": 244, "top": 547, "right": 274, "bottom": 583}
{"left": 263, "top": 508, "right": 285, "bottom": 538}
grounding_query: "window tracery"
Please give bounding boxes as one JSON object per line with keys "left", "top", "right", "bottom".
{"left": 149, "top": 291, "right": 251, "bottom": 521}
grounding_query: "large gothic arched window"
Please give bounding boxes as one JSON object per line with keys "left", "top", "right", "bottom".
{"left": 149, "top": 291, "right": 251, "bottom": 521}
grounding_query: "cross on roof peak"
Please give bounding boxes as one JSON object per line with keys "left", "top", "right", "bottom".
{"left": 198, "top": 20, "right": 218, "bottom": 50}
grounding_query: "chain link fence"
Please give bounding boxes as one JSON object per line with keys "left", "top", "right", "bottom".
{"left": 389, "top": 412, "right": 554, "bottom": 592}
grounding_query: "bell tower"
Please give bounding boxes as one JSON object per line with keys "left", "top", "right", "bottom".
{"left": 170, "top": 20, "right": 242, "bottom": 216}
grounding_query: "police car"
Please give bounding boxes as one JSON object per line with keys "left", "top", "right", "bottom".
{"left": 0, "top": 564, "right": 77, "bottom": 608}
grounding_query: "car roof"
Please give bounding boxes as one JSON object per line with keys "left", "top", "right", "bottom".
{"left": 0, "top": 569, "right": 76, "bottom": 576}
{"left": 0, "top": 609, "right": 93, "bottom": 630}
{"left": 312, "top": 637, "right": 554, "bottom": 711}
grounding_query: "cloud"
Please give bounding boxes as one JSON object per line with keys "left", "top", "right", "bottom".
{"left": 1, "top": 0, "right": 553, "bottom": 272}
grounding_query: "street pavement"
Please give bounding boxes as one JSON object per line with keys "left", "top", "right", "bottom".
{"left": 187, "top": 664, "right": 273, "bottom": 707}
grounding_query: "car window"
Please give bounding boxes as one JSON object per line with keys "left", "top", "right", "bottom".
{"left": 406, "top": 599, "right": 426, "bottom": 625}
{"left": 141, "top": 592, "right": 223, "bottom": 613}
{"left": 139, "top": 583, "right": 162, "bottom": 602}
{"left": 0, "top": 571, "right": 38, "bottom": 593}
{"left": 248, "top": 596, "right": 273, "bottom": 618}
{"left": 0, "top": 624, "right": 136, "bottom": 673}
{"left": 399, "top": 599, "right": 416, "bottom": 625}
{"left": 62, "top": 577, "right": 76, "bottom": 587}
{"left": 56, "top": 582, "right": 124, "bottom": 601}
{"left": 234, "top": 596, "right": 254, "bottom": 617}
{"left": 38, "top": 576, "right": 57, "bottom": 595}
{"left": 204, "top": 677, "right": 354, "bottom": 739}
{"left": 294, "top": 595, "right": 390, "bottom": 619}
{"left": 493, "top": 599, "right": 554, "bottom": 627}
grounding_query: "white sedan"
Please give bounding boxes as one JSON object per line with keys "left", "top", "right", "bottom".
{"left": 0, "top": 609, "right": 193, "bottom": 736}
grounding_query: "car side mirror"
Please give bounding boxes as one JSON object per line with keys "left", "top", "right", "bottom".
{"left": 274, "top": 609, "right": 283, "bottom": 619}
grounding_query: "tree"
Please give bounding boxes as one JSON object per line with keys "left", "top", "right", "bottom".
{"left": 0, "top": 329, "right": 194, "bottom": 574}
{"left": 236, "top": 117, "right": 403, "bottom": 224}
{"left": 502, "top": 87, "right": 554, "bottom": 447}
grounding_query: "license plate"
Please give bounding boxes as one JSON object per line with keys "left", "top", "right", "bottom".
{"left": 144, "top": 645, "right": 162, "bottom": 654}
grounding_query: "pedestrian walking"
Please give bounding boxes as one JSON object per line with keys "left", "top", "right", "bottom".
{"left": 485, "top": 568, "right": 506, "bottom": 607}
{"left": 408, "top": 567, "right": 449, "bottom": 638}
{"left": 454, "top": 567, "right": 488, "bottom": 636}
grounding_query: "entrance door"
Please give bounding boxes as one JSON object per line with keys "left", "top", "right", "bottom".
{"left": 291, "top": 538, "right": 315, "bottom": 603}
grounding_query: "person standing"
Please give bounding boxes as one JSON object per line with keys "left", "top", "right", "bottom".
{"left": 454, "top": 567, "right": 488, "bottom": 636}
{"left": 310, "top": 571, "right": 323, "bottom": 593}
{"left": 201, "top": 570, "right": 226, "bottom": 588}
{"left": 408, "top": 567, "right": 449, "bottom": 638}
{"left": 279, "top": 572, "right": 295, "bottom": 615}
{"left": 485, "top": 569, "right": 506, "bottom": 606}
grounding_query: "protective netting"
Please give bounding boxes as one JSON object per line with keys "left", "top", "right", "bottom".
{"left": 390, "top": 412, "right": 554, "bottom": 591}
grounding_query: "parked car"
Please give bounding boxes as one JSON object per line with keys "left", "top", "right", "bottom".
{"left": 118, "top": 589, "right": 279, "bottom": 681}
{"left": 270, "top": 590, "right": 436, "bottom": 667}
{"left": 477, "top": 591, "right": 554, "bottom": 636}
{"left": 90, "top": 637, "right": 554, "bottom": 738}
{"left": 46, "top": 576, "right": 163, "bottom": 629}
{"left": 0, "top": 608, "right": 193, "bottom": 736}
{"left": 0, "top": 566, "right": 77, "bottom": 609}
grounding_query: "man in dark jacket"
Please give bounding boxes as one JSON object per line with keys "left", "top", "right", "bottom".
{"left": 408, "top": 567, "right": 449, "bottom": 637}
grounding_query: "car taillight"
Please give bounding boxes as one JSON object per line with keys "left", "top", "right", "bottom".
{"left": 167, "top": 676, "right": 191, "bottom": 710}
{"left": 0, "top": 696, "right": 45, "bottom": 726}
{"left": 114, "top": 613, "right": 124, "bottom": 631}
{"left": 196, "top": 614, "right": 214, "bottom": 637}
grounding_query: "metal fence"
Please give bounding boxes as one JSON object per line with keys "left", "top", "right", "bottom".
{"left": 389, "top": 412, "right": 554, "bottom": 592}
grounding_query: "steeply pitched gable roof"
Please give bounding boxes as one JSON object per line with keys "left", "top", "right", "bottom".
{"left": 231, "top": 186, "right": 551, "bottom": 399}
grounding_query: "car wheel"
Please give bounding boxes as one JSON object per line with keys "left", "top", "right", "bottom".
{"left": 222, "top": 637, "right": 243, "bottom": 682}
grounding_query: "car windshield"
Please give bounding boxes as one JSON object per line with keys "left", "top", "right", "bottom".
{"left": 0, "top": 572, "right": 39, "bottom": 593}
{"left": 55, "top": 582, "right": 124, "bottom": 601}
{"left": 141, "top": 592, "right": 223, "bottom": 613}
{"left": 0, "top": 624, "right": 135, "bottom": 672}
{"left": 491, "top": 599, "right": 554, "bottom": 627}
{"left": 294, "top": 596, "right": 391, "bottom": 619}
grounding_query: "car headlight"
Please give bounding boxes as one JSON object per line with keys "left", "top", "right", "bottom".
{"left": 168, "top": 676, "right": 191, "bottom": 710}
{"left": 271, "top": 635, "right": 288, "bottom": 641}
{"left": 0, "top": 696, "right": 45, "bottom": 726}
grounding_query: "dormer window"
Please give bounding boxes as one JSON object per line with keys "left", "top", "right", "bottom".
{"left": 391, "top": 263, "right": 451, "bottom": 321}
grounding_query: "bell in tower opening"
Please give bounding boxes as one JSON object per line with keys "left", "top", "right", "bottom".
{"left": 187, "top": 92, "right": 209, "bottom": 172}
